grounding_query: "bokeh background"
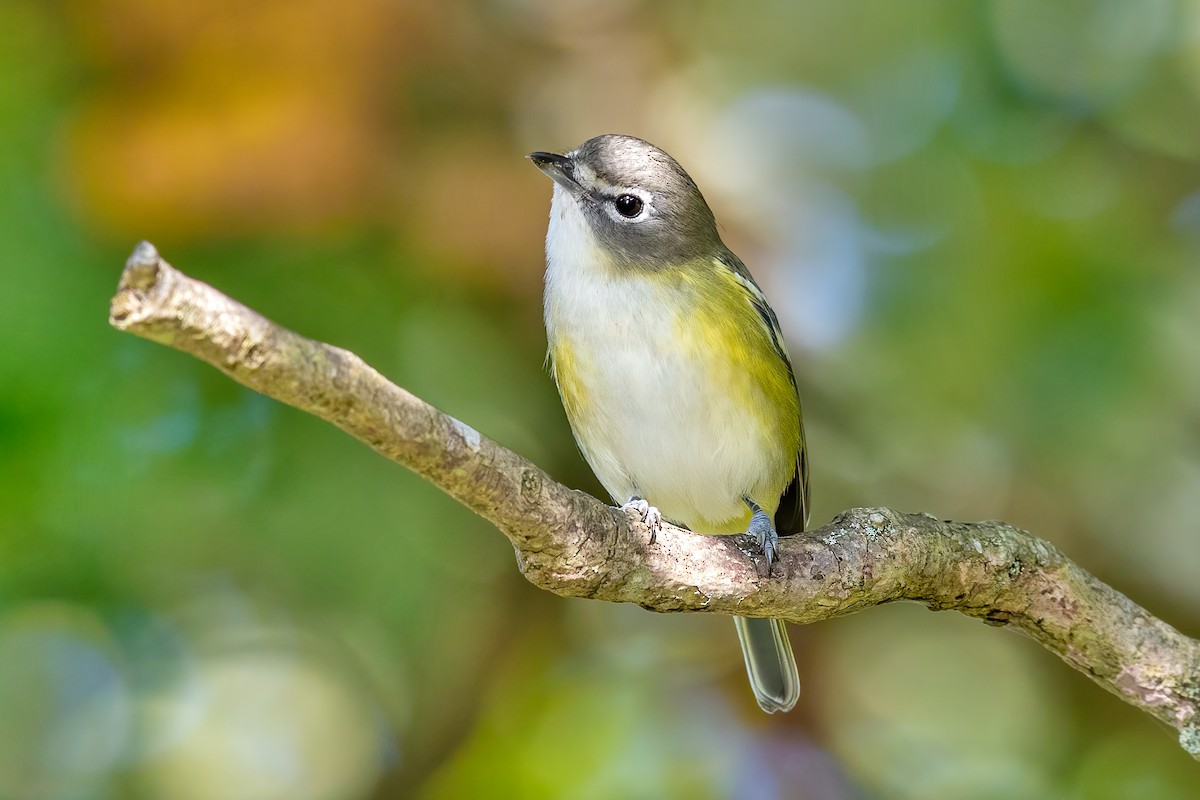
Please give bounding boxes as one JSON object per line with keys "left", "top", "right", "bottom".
{"left": 3, "top": 1, "right": 1200, "bottom": 797}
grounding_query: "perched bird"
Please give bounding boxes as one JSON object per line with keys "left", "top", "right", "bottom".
{"left": 529, "top": 134, "right": 809, "bottom": 713}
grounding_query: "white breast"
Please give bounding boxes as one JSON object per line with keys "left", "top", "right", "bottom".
{"left": 543, "top": 186, "right": 773, "bottom": 532}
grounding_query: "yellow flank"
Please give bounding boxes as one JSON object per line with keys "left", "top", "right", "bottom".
{"left": 551, "top": 339, "right": 586, "bottom": 424}
{"left": 676, "top": 263, "right": 801, "bottom": 527}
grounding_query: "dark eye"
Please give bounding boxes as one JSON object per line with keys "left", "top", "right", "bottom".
{"left": 614, "top": 194, "right": 644, "bottom": 218}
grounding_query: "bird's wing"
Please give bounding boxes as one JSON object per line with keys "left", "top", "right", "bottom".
{"left": 717, "top": 251, "right": 809, "bottom": 535}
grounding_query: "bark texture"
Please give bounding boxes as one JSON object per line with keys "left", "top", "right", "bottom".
{"left": 109, "top": 242, "right": 1200, "bottom": 758}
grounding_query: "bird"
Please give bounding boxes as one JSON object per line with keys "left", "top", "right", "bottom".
{"left": 529, "top": 134, "right": 808, "bottom": 713}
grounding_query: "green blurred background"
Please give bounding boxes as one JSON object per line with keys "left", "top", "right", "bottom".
{"left": 2, "top": 1, "right": 1200, "bottom": 797}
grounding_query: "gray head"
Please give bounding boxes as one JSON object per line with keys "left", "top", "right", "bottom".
{"left": 529, "top": 135, "right": 723, "bottom": 268}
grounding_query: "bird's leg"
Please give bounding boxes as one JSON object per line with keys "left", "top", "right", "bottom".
{"left": 621, "top": 495, "right": 662, "bottom": 543}
{"left": 743, "top": 497, "right": 778, "bottom": 568}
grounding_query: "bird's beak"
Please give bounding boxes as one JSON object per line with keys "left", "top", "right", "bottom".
{"left": 528, "top": 151, "right": 581, "bottom": 193}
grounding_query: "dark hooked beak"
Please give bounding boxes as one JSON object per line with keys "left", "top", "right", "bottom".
{"left": 528, "top": 151, "right": 581, "bottom": 192}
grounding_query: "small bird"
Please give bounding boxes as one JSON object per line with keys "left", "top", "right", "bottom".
{"left": 530, "top": 134, "right": 809, "bottom": 713}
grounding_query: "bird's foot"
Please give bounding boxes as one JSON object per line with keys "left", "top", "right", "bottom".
{"left": 621, "top": 495, "right": 662, "bottom": 544}
{"left": 744, "top": 498, "right": 779, "bottom": 574}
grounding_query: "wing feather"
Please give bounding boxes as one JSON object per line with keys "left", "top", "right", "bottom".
{"left": 715, "top": 251, "right": 809, "bottom": 535}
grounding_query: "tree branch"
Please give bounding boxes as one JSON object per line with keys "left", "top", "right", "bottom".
{"left": 109, "top": 241, "right": 1200, "bottom": 758}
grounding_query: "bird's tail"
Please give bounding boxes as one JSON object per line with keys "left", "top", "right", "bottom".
{"left": 733, "top": 616, "right": 800, "bottom": 713}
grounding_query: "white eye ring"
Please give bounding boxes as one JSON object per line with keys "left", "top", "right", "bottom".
{"left": 604, "top": 190, "right": 652, "bottom": 223}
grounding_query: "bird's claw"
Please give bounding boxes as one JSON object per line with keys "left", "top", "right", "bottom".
{"left": 745, "top": 498, "right": 779, "bottom": 575}
{"left": 622, "top": 496, "right": 662, "bottom": 544}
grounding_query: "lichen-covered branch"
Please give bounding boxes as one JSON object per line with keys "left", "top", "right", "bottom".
{"left": 109, "top": 241, "right": 1200, "bottom": 758}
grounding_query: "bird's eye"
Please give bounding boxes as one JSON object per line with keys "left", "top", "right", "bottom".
{"left": 614, "top": 194, "right": 644, "bottom": 218}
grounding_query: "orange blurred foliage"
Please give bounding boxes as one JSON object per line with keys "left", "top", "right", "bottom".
{"left": 62, "top": 0, "right": 432, "bottom": 238}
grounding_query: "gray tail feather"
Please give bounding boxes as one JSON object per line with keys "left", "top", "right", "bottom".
{"left": 733, "top": 616, "right": 800, "bottom": 713}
